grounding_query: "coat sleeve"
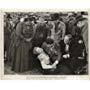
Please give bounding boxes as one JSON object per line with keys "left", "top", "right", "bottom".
{"left": 40, "top": 61, "right": 53, "bottom": 69}
{"left": 55, "top": 43, "right": 62, "bottom": 61}
{"left": 42, "top": 42, "right": 49, "bottom": 54}
{"left": 61, "top": 22, "right": 66, "bottom": 40}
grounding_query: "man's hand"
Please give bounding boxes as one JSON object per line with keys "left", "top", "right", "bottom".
{"left": 63, "top": 54, "right": 70, "bottom": 59}
{"left": 63, "top": 55, "right": 68, "bottom": 59}
{"left": 52, "top": 65, "right": 56, "bottom": 69}
{"left": 52, "top": 60, "right": 59, "bottom": 69}
{"left": 55, "top": 60, "right": 59, "bottom": 64}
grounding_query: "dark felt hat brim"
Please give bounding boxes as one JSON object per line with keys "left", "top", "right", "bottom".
{"left": 76, "top": 17, "right": 87, "bottom": 23}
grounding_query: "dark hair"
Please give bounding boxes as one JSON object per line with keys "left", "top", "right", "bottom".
{"left": 59, "top": 17, "right": 63, "bottom": 21}
{"left": 76, "top": 17, "right": 87, "bottom": 23}
{"left": 51, "top": 13, "right": 60, "bottom": 20}
{"left": 45, "top": 38, "right": 54, "bottom": 44}
{"left": 24, "top": 18, "right": 29, "bottom": 22}
{"left": 6, "top": 14, "right": 12, "bottom": 19}
{"left": 81, "top": 11, "right": 88, "bottom": 15}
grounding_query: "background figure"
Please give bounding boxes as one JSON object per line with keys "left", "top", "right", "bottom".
{"left": 54, "top": 20, "right": 66, "bottom": 42}
{"left": 4, "top": 15, "right": 12, "bottom": 61}
{"left": 51, "top": 13, "right": 66, "bottom": 43}
{"left": 76, "top": 16, "right": 88, "bottom": 74}
{"left": 32, "top": 17, "right": 50, "bottom": 47}
{"left": 77, "top": 17, "right": 88, "bottom": 55}
{"left": 31, "top": 17, "right": 50, "bottom": 70}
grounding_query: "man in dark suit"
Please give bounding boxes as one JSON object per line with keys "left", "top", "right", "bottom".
{"left": 60, "top": 34, "right": 86, "bottom": 74}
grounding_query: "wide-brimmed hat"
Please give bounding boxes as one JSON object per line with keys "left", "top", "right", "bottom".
{"left": 51, "top": 13, "right": 60, "bottom": 20}
{"left": 37, "top": 17, "right": 47, "bottom": 23}
{"left": 68, "top": 12, "right": 74, "bottom": 17}
{"left": 76, "top": 16, "right": 87, "bottom": 23}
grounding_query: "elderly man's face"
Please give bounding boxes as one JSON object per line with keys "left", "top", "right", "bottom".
{"left": 77, "top": 20, "right": 85, "bottom": 28}
{"left": 64, "top": 36, "right": 70, "bottom": 44}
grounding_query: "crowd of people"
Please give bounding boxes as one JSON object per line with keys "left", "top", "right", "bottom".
{"left": 4, "top": 12, "right": 88, "bottom": 75}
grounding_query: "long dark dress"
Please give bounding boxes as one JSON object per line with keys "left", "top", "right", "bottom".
{"left": 11, "top": 22, "right": 33, "bottom": 72}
